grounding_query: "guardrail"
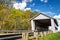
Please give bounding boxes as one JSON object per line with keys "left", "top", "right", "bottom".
{"left": 0, "top": 30, "right": 34, "bottom": 33}
{"left": 0, "top": 34, "right": 22, "bottom": 40}
{"left": 0, "top": 30, "right": 39, "bottom": 40}
{"left": 0, "top": 30, "right": 51, "bottom": 40}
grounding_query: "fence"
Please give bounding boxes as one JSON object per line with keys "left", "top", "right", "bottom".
{"left": 0, "top": 30, "right": 52, "bottom": 40}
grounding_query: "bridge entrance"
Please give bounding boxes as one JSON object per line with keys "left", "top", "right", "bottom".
{"left": 34, "top": 19, "right": 51, "bottom": 32}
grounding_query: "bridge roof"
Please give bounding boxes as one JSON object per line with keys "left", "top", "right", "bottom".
{"left": 30, "top": 13, "right": 58, "bottom": 26}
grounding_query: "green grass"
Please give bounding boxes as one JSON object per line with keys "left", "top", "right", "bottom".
{"left": 39, "top": 33, "right": 60, "bottom": 40}
{"left": 29, "top": 32, "right": 60, "bottom": 40}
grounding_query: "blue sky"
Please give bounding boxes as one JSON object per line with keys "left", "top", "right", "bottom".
{"left": 13, "top": 0, "right": 60, "bottom": 16}
{"left": 13, "top": 0, "right": 60, "bottom": 30}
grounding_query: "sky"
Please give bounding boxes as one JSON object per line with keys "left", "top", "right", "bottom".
{"left": 13, "top": 0, "right": 60, "bottom": 31}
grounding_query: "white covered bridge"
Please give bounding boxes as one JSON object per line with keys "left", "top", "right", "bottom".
{"left": 30, "top": 13, "right": 58, "bottom": 33}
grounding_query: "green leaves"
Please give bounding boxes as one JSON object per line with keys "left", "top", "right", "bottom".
{"left": 0, "top": 3, "right": 38, "bottom": 30}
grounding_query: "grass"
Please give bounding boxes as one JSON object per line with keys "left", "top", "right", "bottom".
{"left": 39, "top": 33, "right": 60, "bottom": 40}
{"left": 29, "top": 32, "right": 60, "bottom": 40}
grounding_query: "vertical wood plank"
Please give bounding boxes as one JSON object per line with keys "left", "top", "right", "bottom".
{"left": 34, "top": 31, "right": 39, "bottom": 40}
{"left": 22, "top": 32, "right": 28, "bottom": 40}
{"left": 25, "top": 32, "right": 28, "bottom": 40}
{"left": 22, "top": 32, "right": 26, "bottom": 40}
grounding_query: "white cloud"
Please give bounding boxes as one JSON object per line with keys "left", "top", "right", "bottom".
{"left": 13, "top": 1, "right": 26, "bottom": 10}
{"left": 30, "top": 3, "right": 35, "bottom": 7}
{"left": 32, "top": 3, "right": 35, "bottom": 6}
{"left": 35, "top": 9, "right": 40, "bottom": 12}
{"left": 40, "top": 0, "right": 48, "bottom": 3}
{"left": 41, "top": 0, "right": 44, "bottom": 2}
{"left": 46, "top": 12, "right": 55, "bottom": 15}
{"left": 13, "top": 0, "right": 32, "bottom": 10}
{"left": 23, "top": 0, "right": 32, "bottom": 2}
{"left": 54, "top": 14, "right": 60, "bottom": 31}
{"left": 41, "top": 11, "right": 55, "bottom": 16}
{"left": 44, "top": 0, "right": 48, "bottom": 3}
{"left": 54, "top": 15, "right": 60, "bottom": 19}
{"left": 24, "top": 8, "right": 31, "bottom": 11}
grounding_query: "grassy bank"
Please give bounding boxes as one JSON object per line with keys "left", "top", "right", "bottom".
{"left": 39, "top": 33, "right": 60, "bottom": 40}
{"left": 29, "top": 32, "right": 60, "bottom": 40}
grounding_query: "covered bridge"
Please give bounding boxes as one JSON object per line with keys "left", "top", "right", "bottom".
{"left": 30, "top": 13, "right": 58, "bottom": 33}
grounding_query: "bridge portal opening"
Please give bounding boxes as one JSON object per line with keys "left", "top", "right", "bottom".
{"left": 34, "top": 19, "right": 51, "bottom": 32}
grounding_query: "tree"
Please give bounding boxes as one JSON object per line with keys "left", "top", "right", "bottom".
{"left": 0, "top": 1, "right": 38, "bottom": 30}
{"left": 0, "top": 9, "right": 10, "bottom": 30}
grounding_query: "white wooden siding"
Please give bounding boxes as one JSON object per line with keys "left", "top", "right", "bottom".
{"left": 34, "top": 14, "right": 49, "bottom": 20}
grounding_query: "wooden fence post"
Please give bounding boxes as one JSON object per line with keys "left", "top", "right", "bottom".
{"left": 44, "top": 31, "right": 47, "bottom": 36}
{"left": 25, "top": 32, "right": 28, "bottom": 40}
{"left": 34, "top": 31, "right": 39, "bottom": 40}
{"left": 22, "top": 32, "right": 28, "bottom": 40}
{"left": 40, "top": 32, "right": 43, "bottom": 37}
{"left": 22, "top": 32, "right": 26, "bottom": 40}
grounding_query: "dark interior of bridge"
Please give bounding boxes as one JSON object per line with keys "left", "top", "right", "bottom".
{"left": 34, "top": 19, "right": 51, "bottom": 32}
